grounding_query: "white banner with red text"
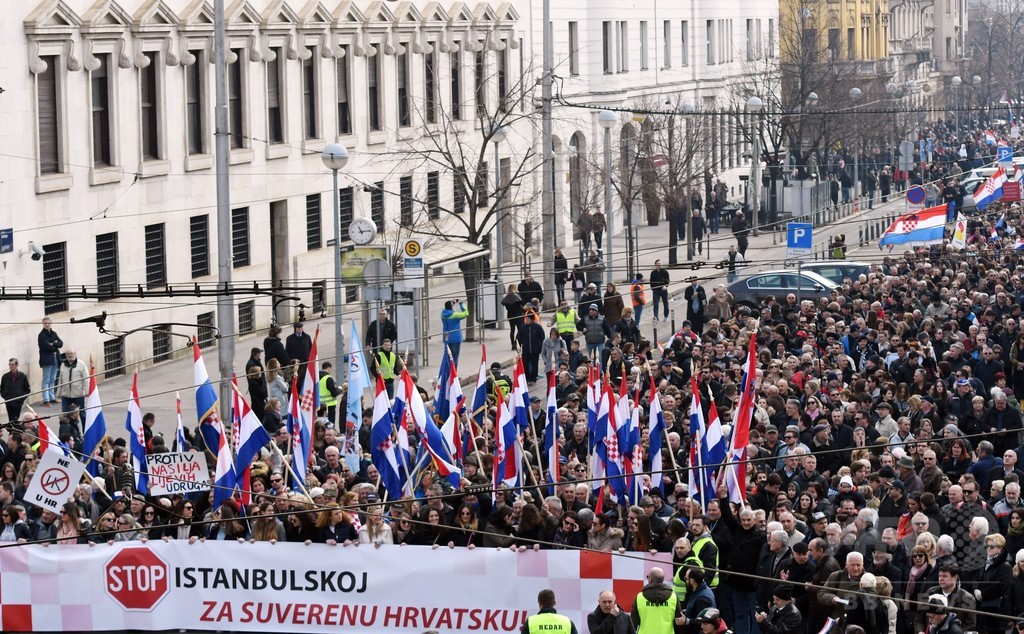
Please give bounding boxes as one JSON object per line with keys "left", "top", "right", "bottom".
{"left": 0, "top": 541, "right": 670, "bottom": 633}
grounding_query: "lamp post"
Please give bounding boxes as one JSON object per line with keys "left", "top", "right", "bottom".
{"left": 491, "top": 124, "right": 507, "bottom": 300}
{"left": 322, "top": 142, "right": 349, "bottom": 363}
{"left": 849, "top": 87, "right": 862, "bottom": 204}
{"left": 598, "top": 110, "right": 617, "bottom": 286}
{"left": 971, "top": 74, "right": 982, "bottom": 128}
{"left": 746, "top": 96, "right": 763, "bottom": 237}
{"left": 951, "top": 75, "right": 962, "bottom": 135}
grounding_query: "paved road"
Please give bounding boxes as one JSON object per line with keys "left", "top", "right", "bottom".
{"left": 58, "top": 195, "right": 902, "bottom": 443}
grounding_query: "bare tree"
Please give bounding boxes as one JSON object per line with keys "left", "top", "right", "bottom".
{"left": 377, "top": 52, "right": 546, "bottom": 337}
{"left": 967, "top": 4, "right": 1024, "bottom": 112}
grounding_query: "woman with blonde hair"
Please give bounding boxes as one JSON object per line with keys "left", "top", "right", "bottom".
{"left": 873, "top": 575, "right": 898, "bottom": 634}
{"left": 904, "top": 545, "right": 934, "bottom": 626}
{"left": 358, "top": 505, "right": 393, "bottom": 546}
{"left": 251, "top": 502, "right": 286, "bottom": 542}
{"left": 265, "top": 358, "right": 289, "bottom": 405}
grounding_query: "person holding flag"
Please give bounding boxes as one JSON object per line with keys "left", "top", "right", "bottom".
{"left": 369, "top": 375, "right": 405, "bottom": 501}
{"left": 82, "top": 364, "right": 107, "bottom": 477}
{"left": 124, "top": 372, "right": 148, "bottom": 495}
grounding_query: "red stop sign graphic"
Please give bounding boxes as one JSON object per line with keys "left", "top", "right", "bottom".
{"left": 104, "top": 547, "right": 170, "bottom": 611}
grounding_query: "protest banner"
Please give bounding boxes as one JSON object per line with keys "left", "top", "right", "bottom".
{"left": 24, "top": 449, "right": 86, "bottom": 511}
{"left": 0, "top": 542, "right": 666, "bottom": 633}
{"left": 145, "top": 452, "right": 210, "bottom": 495}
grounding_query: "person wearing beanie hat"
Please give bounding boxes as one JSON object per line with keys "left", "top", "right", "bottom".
{"left": 755, "top": 583, "right": 800, "bottom": 634}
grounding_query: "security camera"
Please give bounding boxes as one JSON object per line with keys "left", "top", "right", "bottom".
{"left": 27, "top": 241, "right": 44, "bottom": 261}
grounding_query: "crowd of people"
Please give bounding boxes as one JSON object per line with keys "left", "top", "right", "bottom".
{"left": 3, "top": 116, "right": 1024, "bottom": 634}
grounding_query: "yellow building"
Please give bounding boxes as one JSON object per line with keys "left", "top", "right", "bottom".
{"left": 780, "top": 0, "right": 890, "bottom": 64}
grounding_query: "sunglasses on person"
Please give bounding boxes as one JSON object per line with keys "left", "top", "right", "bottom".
{"left": 912, "top": 553, "right": 925, "bottom": 559}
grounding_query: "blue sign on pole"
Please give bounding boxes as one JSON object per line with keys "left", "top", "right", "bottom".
{"left": 926, "top": 138, "right": 933, "bottom": 154}
{"left": 0, "top": 230, "right": 11, "bottom": 255}
{"left": 919, "top": 140, "right": 926, "bottom": 157}
{"left": 787, "top": 223, "right": 813, "bottom": 252}
{"left": 998, "top": 145, "right": 1013, "bottom": 165}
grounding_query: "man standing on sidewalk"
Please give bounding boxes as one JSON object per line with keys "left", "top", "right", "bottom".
{"left": 732, "top": 211, "right": 750, "bottom": 257}
{"left": 650, "top": 260, "right": 670, "bottom": 322}
{"left": 630, "top": 274, "right": 647, "bottom": 324}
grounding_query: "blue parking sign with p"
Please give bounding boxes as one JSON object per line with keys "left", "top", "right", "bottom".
{"left": 998, "top": 145, "right": 1013, "bottom": 165}
{"left": 787, "top": 223, "right": 813, "bottom": 251}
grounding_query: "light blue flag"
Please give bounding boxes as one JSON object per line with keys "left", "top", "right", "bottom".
{"left": 346, "top": 320, "right": 371, "bottom": 432}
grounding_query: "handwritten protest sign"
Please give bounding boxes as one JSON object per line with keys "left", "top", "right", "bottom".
{"left": 145, "top": 452, "right": 210, "bottom": 495}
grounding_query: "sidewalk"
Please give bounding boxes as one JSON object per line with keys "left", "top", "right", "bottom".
{"left": 97, "top": 195, "right": 903, "bottom": 441}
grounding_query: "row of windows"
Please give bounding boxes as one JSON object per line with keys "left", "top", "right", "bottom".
{"left": 575, "top": 17, "right": 774, "bottom": 76}
{"left": 36, "top": 40, "right": 518, "bottom": 177}
{"left": 39, "top": 169, "right": 481, "bottom": 314}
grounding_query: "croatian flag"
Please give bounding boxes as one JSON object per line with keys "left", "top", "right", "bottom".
{"left": 433, "top": 347, "right": 453, "bottom": 424}
{"left": 83, "top": 365, "right": 107, "bottom": 476}
{"left": 1014, "top": 237, "right": 1024, "bottom": 251}
{"left": 703, "top": 388, "right": 727, "bottom": 489}
{"left": 398, "top": 369, "right": 461, "bottom": 488}
{"left": 626, "top": 394, "right": 643, "bottom": 504}
{"left": 688, "top": 377, "right": 712, "bottom": 512}
{"left": 493, "top": 380, "right": 519, "bottom": 488}
{"left": 725, "top": 329, "right": 758, "bottom": 505}
{"left": 285, "top": 375, "right": 308, "bottom": 486}
{"left": 587, "top": 368, "right": 607, "bottom": 491}
{"left": 992, "top": 226, "right": 1001, "bottom": 241}
{"left": 233, "top": 387, "right": 272, "bottom": 505}
{"left": 438, "top": 351, "right": 465, "bottom": 461}
{"left": 544, "top": 371, "right": 560, "bottom": 491}
{"left": 512, "top": 358, "right": 530, "bottom": 431}
{"left": 599, "top": 381, "right": 624, "bottom": 502}
{"left": 193, "top": 339, "right": 222, "bottom": 455}
{"left": 879, "top": 204, "right": 949, "bottom": 248}
{"left": 125, "top": 372, "right": 148, "bottom": 494}
{"left": 297, "top": 329, "right": 320, "bottom": 470}
{"left": 37, "top": 418, "right": 67, "bottom": 457}
{"left": 229, "top": 373, "right": 251, "bottom": 502}
{"left": 470, "top": 344, "right": 489, "bottom": 430}
{"left": 647, "top": 378, "right": 666, "bottom": 494}
{"left": 211, "top": 415, "right": 237, "bottom": 509}
{"left": 369, "top": 375, "right": 406, "bottom": 500}
{"left": 986, "top": 129, "right": 997, "bottom": 145}
{"left": 174, "top": 393, "right": 187, "bottom": 452}
{"left": 974, "top": 167, "right": 1008, "bottom": 211}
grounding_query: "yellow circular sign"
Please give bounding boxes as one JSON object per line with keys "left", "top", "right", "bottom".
{"left": 404, "top": 240, "right": 421, "bottom": 257}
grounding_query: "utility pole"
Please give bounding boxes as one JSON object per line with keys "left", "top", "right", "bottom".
{"left": 541, "top": 0, "right": 555, "bottom": 308}
{"left": 213, "top": 0, "right": 234, "bottom": 423}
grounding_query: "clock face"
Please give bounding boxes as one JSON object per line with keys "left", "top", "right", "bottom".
{"left": 349, "top": 218, "right": 377, "bottom": 245}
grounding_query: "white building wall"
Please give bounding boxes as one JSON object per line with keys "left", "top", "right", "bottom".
{"left": 2, "top": 0, "right": 777, "bottom": 384}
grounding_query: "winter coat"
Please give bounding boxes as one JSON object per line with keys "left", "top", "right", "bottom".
{"left": 587, "top": 527, "right": 625, "bottom": 552}
{"left": 578, "top": 315, "right": 611, "bottom": 346}
{"left": 912, "top": 585, "right": 975, "bottom": 632}
{"left": 37, "top": 328, "right": 63, "bottom": 367}
{"left": 603, "top": 292, "right": 625, "bottom": 325}
{"left": 56, "top": 359, "right": 89, "bottom": 399}
{"left": 516, "top": 321, "right": 546, "bottom": 355}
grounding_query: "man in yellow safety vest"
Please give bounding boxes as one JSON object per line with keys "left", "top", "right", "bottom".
{"left": 521, "top": 589, "right": 578, "bottom": 634}
{"left": 630, "top": 567, "right": 685, "bottom": 634}
{"left": 370, "top": 339, "right": 403, "bottom": 398}
{"left": 549, "top": 300, "right": 578, "bottom": 350}
{"left": 317, "top": 361, "right": 342, "bottom": 424}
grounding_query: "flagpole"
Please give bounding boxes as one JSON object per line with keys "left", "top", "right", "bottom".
{"left": 269, "top": 439, "right": 311, "bottom": 499}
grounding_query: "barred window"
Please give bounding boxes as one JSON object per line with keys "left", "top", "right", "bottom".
{"left": 43, "top": 242, "right": 67, "bottom": 314}
{"left": 145, "top": 224, "right": 166, "bottom": 288}
{"left": 104, "top": 338, "right": 125, "bottom": 378}
{"left": 238, "top": 300, "right": 255, "bottom": 335}
{"left": 306, "top": 194, "right": 322, "bottom": 250}
{"left": 152, "top": 326, "right": 172, "bottom": 363}
{"left": 197, "top": 312, "right": 216, "bottom": 349}
{"left": 96, "top": 232, "right": 119, "bottom": 297}
{"left": 190, "top": 215, "right": 209, "bottom": 278}
{"left": 231, "top": 207, "right": 249, "bottom": 268}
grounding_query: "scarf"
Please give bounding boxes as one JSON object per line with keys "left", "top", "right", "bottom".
{"left": 1010, "top": 519, "right": 1024, "bottom": 538}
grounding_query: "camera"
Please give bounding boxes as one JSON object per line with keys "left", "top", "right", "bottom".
{"left": 27, "top": 241, "right": 44, "bottom": 261}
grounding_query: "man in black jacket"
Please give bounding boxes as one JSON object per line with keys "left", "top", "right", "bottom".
{"left": 587, "top": 590, "right": 632, "bottom": 634}
{"left": 285, "top": 322, "right": 313, "bottom": 382}
{"left": 0, "top": 359, "right": 31, "bottom": 424}
{"left": 755, "top": 584, "right": 801, "bottom": 634}
{"left": 365, "top": 309, "right": 399, "bottom": 353}
{"left": 516, "top": 312, "right": 546, "bottom": 384}
{"left": 518, "top": 273, "right": 544, "bottom": 307}
{"left": 263, "top": 325, "right": 290, "bottom": 372}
